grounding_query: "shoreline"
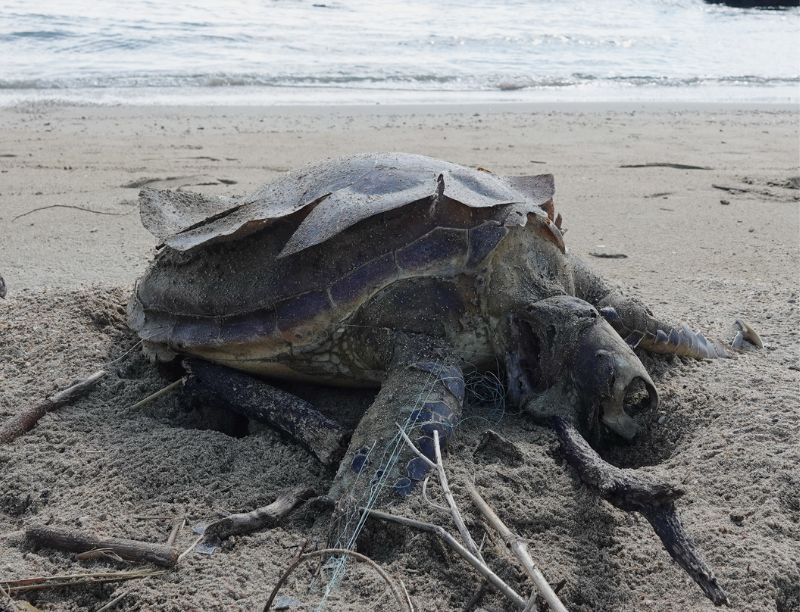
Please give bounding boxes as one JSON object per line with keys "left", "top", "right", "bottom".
{"left": 3, "top": 98, "right": 799, "bottom": 115}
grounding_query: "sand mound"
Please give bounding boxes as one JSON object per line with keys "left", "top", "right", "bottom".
{"left": 1, "top": 286, "right": 798, "bottom": 611}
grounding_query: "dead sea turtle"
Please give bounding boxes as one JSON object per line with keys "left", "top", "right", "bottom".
{"left": 128, "top": 152, "right": 758, "bottom": 604}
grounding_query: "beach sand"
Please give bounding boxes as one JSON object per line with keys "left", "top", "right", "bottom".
{"left": 0, "top": 102, "right": 798, "bottom": 611}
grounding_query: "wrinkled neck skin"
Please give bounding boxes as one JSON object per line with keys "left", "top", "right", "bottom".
{"left": 483, "top": 228, "right": 658, "bottom": 441}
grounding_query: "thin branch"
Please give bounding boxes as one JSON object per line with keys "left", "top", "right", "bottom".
{"left": 166, "top": 516, "right": 185, "bottom": 547}
{"left": 203, "top": 487, "right": 314, "bottom": 541}
{"left": 619, "top": 163, "right": 711, "bottom": 170}
{"left": 421, "top": 476, "right": 448, "bottom": 512}
{"left": 399, "top": 579, "right": 414, "bottom": 612}
{"left": 367, "top": 509, "right": 527, "bottom": 610}
{"left": 95, "top": 589, "right": 130, "bottom": 612}
{"left": 12, "top": 205, "right": 129, "bottom": 221}
{"left": 467, "top": 483, "right": 567, "bottom": 612}
{"left": 177, "top": 535, "right": 203, "bottom": 564}
{"left": 127, "top": 378, "right": 185, "bottom": 410}
{"left": 553, "top": 416, "right": 729, "bottom": 606}
{"left": 1, "top": 569, "right": 164, "bottom": 595}
{"left": 433, "top": 431, "right": 482, "bottom": 560}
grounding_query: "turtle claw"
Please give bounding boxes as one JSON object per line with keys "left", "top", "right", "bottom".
{"left": 731, "top": 319, "right": 762, "bottom": 351}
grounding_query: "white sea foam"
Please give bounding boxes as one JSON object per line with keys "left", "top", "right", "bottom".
{"left": 1, "top": 0, "right": 798, "bottom": 105}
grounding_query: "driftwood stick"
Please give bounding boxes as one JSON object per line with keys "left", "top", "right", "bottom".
{"left": 183, "top": 359, "right": 349, "bottom": 465}
{"left": 0, "top": 370, "right": 107, "bottom": 444}
{"left": 1, "top": 569, "right": 165, "bottom": 595}
{"left": 619, "top": 163, "right": 711, "bottom": 170}
{"left": 367, "top": 509, "right": 527, "bottom": 609}
{"left": 263, "top": 547, "right": 411, "bottom": 612}
{"left": 553, "top": 417, "right": 729, "bottom": 606}
{"left": 467, "top": 483, "right": 567, "bottom": 612}
{"left": 25, "top": 526, "right": 178, "bottom": 568}
{"left": 203, "top": 487, "right": 315, "bottom": 541}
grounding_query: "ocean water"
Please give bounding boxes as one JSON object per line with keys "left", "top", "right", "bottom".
{"left": 1, "top": 0, "right": 798, "bottom": 106}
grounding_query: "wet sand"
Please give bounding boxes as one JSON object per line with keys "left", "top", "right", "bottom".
{"left": 0, "top": 102, "right": 798, "bottom": 611}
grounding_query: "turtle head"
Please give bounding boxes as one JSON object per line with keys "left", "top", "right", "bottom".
{"left": 505, "top": 296, "right": 658, "bottom": 441}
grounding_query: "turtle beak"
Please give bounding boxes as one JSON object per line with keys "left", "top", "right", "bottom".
{"left": 574, "top": 321, "right": 658, "bottom": 440}
{"left": 505, "top": 296, "right": 658, "bottom": 441}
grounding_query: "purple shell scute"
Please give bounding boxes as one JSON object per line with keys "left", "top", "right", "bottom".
{"left": 396, "top": 228, "right": 468, "bottom": 271}
{"left": 351, "top": 454, "right": 368, "bottom": 474}
{"left": 393, "top": 477, "right": 414, "bottom": 497}
{"left": 275, "top": 291, "right": 330, "bottom": 330}
{"left": 172, "top": 318, "right": 220, "bottom": 348}
{"left": 412, "top": 362, "right": 465, "bottom": 402}
{"left": 406, "top": 457, "right": 430, "bottom": 481}
{"left": 350, "top": 446, "right": 371, "bottom": 473}
{"left": 416, "top": 436, "right": 436, "bottom": 461}
{"left": 218, "top": 308, "right": 277, "bottom": 344}
{"left": 420, "top": 420, "right": 454, "bottom": 440}
{"left": 329, "top": 252, "right": 397, "bottom": 306}
{"left": 467, "top": 222, "right": 508, "bottom": 267}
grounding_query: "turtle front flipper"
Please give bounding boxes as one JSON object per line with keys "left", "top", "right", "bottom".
{"left": 327, "top": 333, "right": 464, "bottom": 528}
{"left": 571, "top": 255, "right": 762, "bottom": 359}
{"left": 596, "top": 296, "right": 762, "bottom": 359}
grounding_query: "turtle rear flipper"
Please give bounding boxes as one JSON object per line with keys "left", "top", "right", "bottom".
{"left": 181, "top": 358, "right": 350, "bottom": 465}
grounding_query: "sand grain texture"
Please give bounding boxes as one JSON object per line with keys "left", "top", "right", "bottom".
{"left": 1, "top": 103, "right": 798, "bottom": 611}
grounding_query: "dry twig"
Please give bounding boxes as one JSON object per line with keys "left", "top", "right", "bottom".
{"left": 396, "top": 424, "right": 482, "bottom": 560}
{"left": 367, "top": 509, "right": 526, "bottom": 609}
{"left": 1, "top": 569, "right": 164, "bottom": 595}
{"left": 263, "top": 547, "right": 411, "bottom": 612}
{"left": 467, "top": 483, "right": 567, "bottom": 612}
{"left": 432, "top": 431, "right": 483, "bottom": 560}
{"left": 176, "top": 535, "right": 203, "bottom": 564}
{"left": 0, "top": 370, "right": 107, "bottom": 444}
{"left": 127, "top": 378, "right": 184, "bottom": 411}
{"left": 262, "top": 540, "right": 309, "bottom": 611}
{"left": 165, "top": 516, "right": 185, "bottom": 547}
{"left": 12, "top": 205, "right": 128, "bottom": 221}
{"left": 95, "top": 589, "right": 129, "bottom": 612}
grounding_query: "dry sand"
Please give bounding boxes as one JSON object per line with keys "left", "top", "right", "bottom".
{"left": 0, "top": 102, "right": 798, "bottom": 611}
